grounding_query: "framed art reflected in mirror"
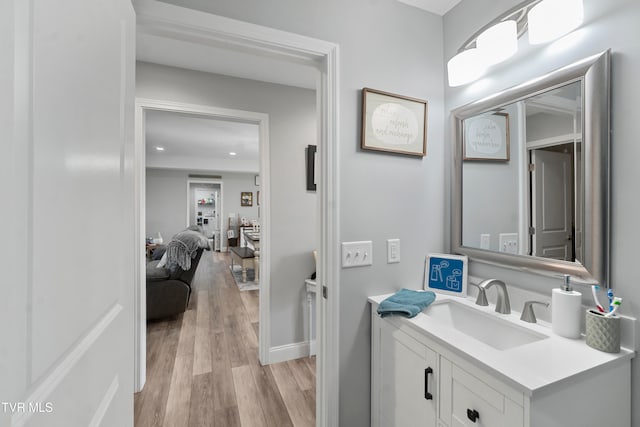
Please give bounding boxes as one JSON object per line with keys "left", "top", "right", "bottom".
{"left": 464, "top": 112, "right": 510, "bottom": 161}
{"left": 451, "top": 50, "right": 610, "bottom": 287}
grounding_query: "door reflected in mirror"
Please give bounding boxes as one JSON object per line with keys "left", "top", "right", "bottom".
{"left": 452, "top": 51, "right": 609, "bottom": 286}
{"left": 461, "top": 81, "right": 582, "bottom": 263}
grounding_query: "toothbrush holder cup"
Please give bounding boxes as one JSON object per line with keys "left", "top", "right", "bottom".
{"left": 585, "top": 309, "right": 621, "bottom": 353}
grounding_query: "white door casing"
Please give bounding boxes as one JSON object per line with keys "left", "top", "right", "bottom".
{"left": 135, "top": 99, "right": 270, "bottom": 385}
{"left": 133, "top": 2, "right": 341, "bottom": 425}
{"left": 1, "top": 1, "right": 136, "bottom": 426}
{"left": 187, "top": 179, "right": 223, "bottom": 244}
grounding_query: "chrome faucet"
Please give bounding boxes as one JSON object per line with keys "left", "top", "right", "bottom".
{"left": 520, "top": 301, "right": 549, "bottom": 323}
{"left": 476, "top": 279, "right": 511, "bottom": 314}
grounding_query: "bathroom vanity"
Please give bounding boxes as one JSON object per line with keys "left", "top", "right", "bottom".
{"left": 369, "top": 294, "right": 634, "bottom": 427}
{"left": 368, "top": 47, "right": 634, "bottom": 427}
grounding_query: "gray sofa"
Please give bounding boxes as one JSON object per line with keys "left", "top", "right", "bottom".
{"left": 146, "top": 227, "right": 208, "bottom": 320}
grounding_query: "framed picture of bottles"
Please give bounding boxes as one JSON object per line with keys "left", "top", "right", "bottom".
{"left": 424, "top": 253, "right": 468, "bottom": 297}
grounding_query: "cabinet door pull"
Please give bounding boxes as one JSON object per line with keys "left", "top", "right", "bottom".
{"left": 424, "top": 367, "right": 433, "bottom": 400}
{"left": 467, "top": 408, "right": 480, "bottom": 423}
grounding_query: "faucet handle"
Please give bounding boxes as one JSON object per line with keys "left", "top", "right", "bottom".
{"left": 469, "top": 282, "right": 488, "bottom": 306}
{"left": 520, "top": 300, "right": 550, "bottom": 323}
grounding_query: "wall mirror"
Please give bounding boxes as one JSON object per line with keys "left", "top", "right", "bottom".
{"left": 451, "top": 51, "right": 610, "bottom": 286}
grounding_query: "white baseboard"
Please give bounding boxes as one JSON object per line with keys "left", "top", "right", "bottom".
{"left": 309, "top": 340, "right": 316, "bottom": 356}
{"left": 268, "top": 341, "right": 314, "bottom": 364}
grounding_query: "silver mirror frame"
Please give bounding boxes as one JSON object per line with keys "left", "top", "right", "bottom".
{"left": 451, "top": 50, "right": 610, "bottom": 287}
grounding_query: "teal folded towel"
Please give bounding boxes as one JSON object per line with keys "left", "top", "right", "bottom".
{"left": 377, "top": 288, "right": 436, "bottom": 318}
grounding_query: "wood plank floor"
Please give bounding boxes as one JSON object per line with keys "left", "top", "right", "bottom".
{"left": 135, "top": 251, "right": 316, "bottom": 427}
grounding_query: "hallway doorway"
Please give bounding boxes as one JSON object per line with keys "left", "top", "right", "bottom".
{"left": 134, "top": 3, "right": 341, "bottom": 424}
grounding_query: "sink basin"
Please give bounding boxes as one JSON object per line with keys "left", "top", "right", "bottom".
{"left": 421, "top": 300, "right": 548, "bottom": 350}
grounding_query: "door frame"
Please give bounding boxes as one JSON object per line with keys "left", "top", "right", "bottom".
{"left": 135, "top": 98, "right": 270, "bottom": 386}
{"left": 186, "top": 178, "right": 224, "bottom": 250}
{"left": 134, "top": 2, "right": 340, "bottom": 424}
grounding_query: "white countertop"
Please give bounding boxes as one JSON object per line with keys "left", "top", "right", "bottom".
{"left": 369, "top": 293, "right": 635, "bottom": 396}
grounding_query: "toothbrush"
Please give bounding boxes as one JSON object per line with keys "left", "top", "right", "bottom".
{"left": 591, "top": 285, "right": 606, "bottom": 313}
{"left": 604, "top": 297, "right": 622, "bottom": 318}
{"left": 607, "top": 289, "right": 615, "bottom": 312}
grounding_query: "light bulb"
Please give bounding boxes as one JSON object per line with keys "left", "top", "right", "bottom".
{"left": 528, "top": 0, "right": 584, "bottom": 45}
{"left": 476, "top": 20, "right": 518, "bottom": 66}
{"left": 447, "top": 48, "right": 489, "bottom": 87}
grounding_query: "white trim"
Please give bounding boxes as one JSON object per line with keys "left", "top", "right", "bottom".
{"left": 268, "top": 342, "right": 312, "bottom": 364}
{"left": 257, "top": 117, "right": 271, "bottom": 365}
{"left": 134, "top": 98, "right": 271, "bottom": 385}
{"left": 526, "top": 133, "right": 582, "bottom": 150}
{"left": 12, "top": 305, "right": 123, "bottom": 427}
{"left": 134, "top": 0, "right": 332, "bottom": 64}
{"left": 133, "top": 3, "right": 340, "bottom": 424}
{"left": 517, "top": 102, "right": 528, "bottom": 256}
{"left": 317, "top": 42, "right": 341, "bottom": 427}
{"left": 186, "top": 178, "right": 224, "bottom": 251}
{"left": 134, "top": 103, "right": 146, "bottom": 392}
{"left": 88, "top": 377, "right": 120, "bottom": 427}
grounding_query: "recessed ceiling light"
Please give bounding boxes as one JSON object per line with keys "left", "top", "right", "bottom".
{"left": 155, "top": 146, "right": 165, "bottom": 151}
{"left": 229, "top": 152, "right": 237, "bottom": 156}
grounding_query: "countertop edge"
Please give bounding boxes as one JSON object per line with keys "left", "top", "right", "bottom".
{"left": 369, "top": 293, "right": 635, "bottom": 396}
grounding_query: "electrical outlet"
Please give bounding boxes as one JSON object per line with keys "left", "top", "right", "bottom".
{"left": 341, "top": 241, "right": 373, "bottom": 268}
{"left": 480, "top": 234, "right": 491, "bottom": 250}
{"left": 387, "top": 239, "right": 400, "bottom": 263}
{"left": 499, "top": 233, "right": 518, "bottom": 254}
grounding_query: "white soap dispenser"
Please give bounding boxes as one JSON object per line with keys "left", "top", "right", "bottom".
{"left": 551, "top": 274, "right": 582, "bottom": 338}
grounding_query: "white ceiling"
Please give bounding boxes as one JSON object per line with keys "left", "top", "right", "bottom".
{"left": 526, "top": 82, "right": 581, "bottom": 117}
{"left": 145, "top": 110, "right": 260, "bottom": 173}
{"left": 396, "top": 0, "right": 462, "bottom": 15}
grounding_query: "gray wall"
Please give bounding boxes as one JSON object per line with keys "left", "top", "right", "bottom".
{"left": 527, "top": 112, "right": 575, "bottom": 141}
{"left": 138, "top": 65, "right": 318, "bottom": 351}
{"left": 146, "top": 169, "right": 258, "bottom": 242}
{"left": 157, "top": 1, "right": 446, "bottom": 425}
{"left": 462, "top": 103, "right": 521, "bottom": 251}
{"left": 146, "top": 168, "right": 190, "bottom": 241}
{"left": 445, "top": 0, "right": 640, "bottom": 424}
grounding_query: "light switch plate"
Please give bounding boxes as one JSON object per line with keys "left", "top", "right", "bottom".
{"left": 480, "top": 234, "right": 491, "bottom": 250}
{"left": 499, "top": 233, "right": 518, "bottom": 254}
{"left": 387, "top": 239, "right": 400, "bottom": 263}
{"left": 341, "top": 241, "right": 373, "bottom": 268}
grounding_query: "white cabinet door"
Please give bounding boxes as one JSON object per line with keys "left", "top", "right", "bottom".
{"left": 1, "top": 1, "right": 135, "bottom": 426}
{"left": 377, "top": 321, "right": 438, "bottom": 427}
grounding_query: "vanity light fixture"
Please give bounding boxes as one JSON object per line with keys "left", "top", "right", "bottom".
{"left": 448, "top": 21, "right": 517, "bottom": 87}
{"left": 155, "top": 146, "right": 165, "bottom": 151}
{"left": 476, "top": 20, "right": 518, "bottom": 66}
{"left": 447, "top": 48, "right": 488, "bottom": 87}
{"left": 447, "top": 0, "right": 584, "bottom": 87}
{"left": 528, "top": 0, "right": 584, "bottom": 44}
